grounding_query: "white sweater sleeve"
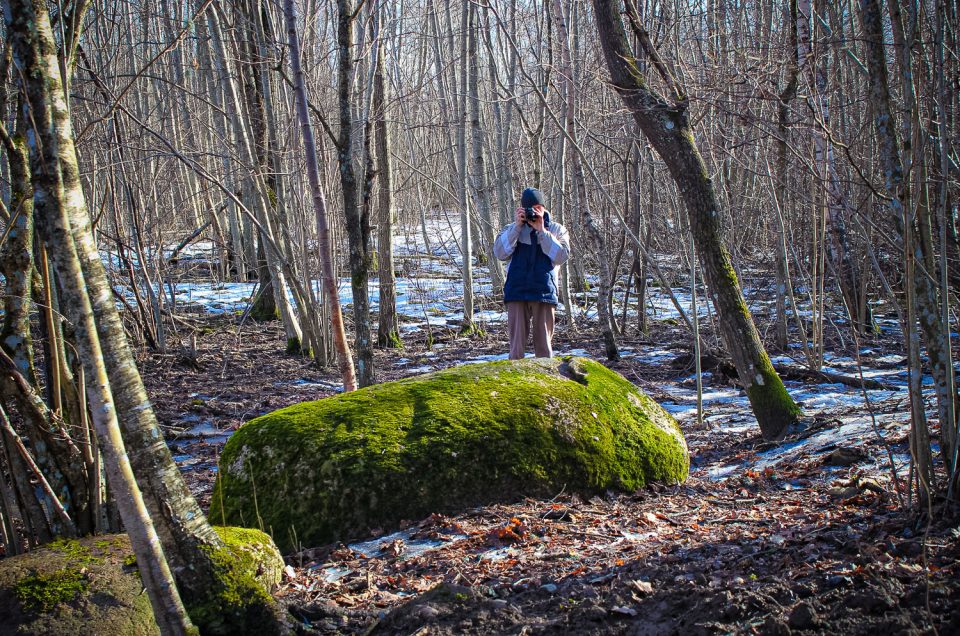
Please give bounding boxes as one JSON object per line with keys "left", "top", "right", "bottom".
{"left": 494, "top": 223, "right": 522, "bottom": 261}
{"left": 539, "top": 223, "right": 570, "bottom": 266}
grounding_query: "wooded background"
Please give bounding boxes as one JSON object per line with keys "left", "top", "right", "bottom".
{"left": 0, "top": 0, "right": 958, "bottom": 628}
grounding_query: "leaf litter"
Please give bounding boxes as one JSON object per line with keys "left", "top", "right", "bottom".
{"left": 140, "top": 308, "right": 959, "bottom": 635}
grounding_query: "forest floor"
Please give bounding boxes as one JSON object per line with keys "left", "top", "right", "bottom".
{"left": 140, "top": 311, "right": 960, "bottom": 635}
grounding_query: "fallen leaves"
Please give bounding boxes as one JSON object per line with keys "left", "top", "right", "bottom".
{"left": 380, "top": 538, "right": 406, "bottom": 558}
{"left": 489, "top": 517, "right": 530, "bottom": 544}
{"left": 827, "top": 476, "right": 886, "bottom": 502}
{"left": 628, "top": 579, "right": 654, "bottom": 595}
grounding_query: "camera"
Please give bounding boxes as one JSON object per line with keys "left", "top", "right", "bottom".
{"left": 523, "top": 207, "right": 539, "bottom": 222}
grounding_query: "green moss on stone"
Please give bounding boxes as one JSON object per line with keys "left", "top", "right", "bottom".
{"left": 183, "top": 544, "right": 278, "bottom": 635}
{"left": 0, "top": 529, "right": 285, "bottom": 636}
{"left": 0, "top": 535, "right": 159, "bottom": 635}
{"left": 214, "top": 526, "right": 284, "bottom": 589}
{"left": 212, "top": 357, "right": 689, "bottom": 552}
{"left": 44, "top": 538, "right": 97, "bottom": 565}
{"left": 14, "top": 569, "right": 88, "bottom": 614}
{"left": 175, "top": 527, "right": 285, "bottom": 635}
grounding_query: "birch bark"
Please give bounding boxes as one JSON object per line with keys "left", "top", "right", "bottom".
{"left": 4, "top": 1, "right": 195, "bottom": 631}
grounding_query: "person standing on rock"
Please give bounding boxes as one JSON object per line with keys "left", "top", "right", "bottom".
{"left": 494, "top": 187, "right": 571, "bottom": 360}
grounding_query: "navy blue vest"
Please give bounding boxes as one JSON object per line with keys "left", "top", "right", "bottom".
{"left": 503, "top": 225, "right": 559, "bottom": 305}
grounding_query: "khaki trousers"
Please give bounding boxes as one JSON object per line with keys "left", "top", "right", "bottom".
{"left": 507, "top": 301, "right": 555, "bottom": 360}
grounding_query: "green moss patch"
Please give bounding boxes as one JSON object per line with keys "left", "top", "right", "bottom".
{"left": 14, "top": 569, "right": 88, "bottom": 614}
{"left": 0, "top": 528, "right": 283, "bottom": 636}
{"left": 211, "top": 357, "right": 689, "bottom": 552}
{"left": 0, "top": 534, "right": 158, "bottom": 635}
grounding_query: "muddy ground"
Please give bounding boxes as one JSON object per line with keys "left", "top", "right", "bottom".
{"left": 141, "top": 313, "right": 959, "bottom": 635}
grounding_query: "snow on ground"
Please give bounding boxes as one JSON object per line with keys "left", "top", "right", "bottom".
{"left": 133, "top": 212, "right": 932, "bottom": 567}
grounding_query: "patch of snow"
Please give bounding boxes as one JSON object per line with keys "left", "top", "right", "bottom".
{"left": 348, "top": 529, "right": 463, "bottom": 560}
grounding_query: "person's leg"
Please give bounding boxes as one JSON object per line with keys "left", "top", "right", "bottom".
{"left": 506, "top": 301, "right": 529, "bottom": 360}
{"left": 531, "top": 302, "right": 556, "bottom": 358}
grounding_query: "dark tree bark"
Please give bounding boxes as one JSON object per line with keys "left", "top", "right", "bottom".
{"left": 240, "top": 0, "right": 279, "bottom": 324}
{"left": 592, "top": 0, "right": 800, "bottom": 439}
{"left": 860, "top": 0, "right": 952, "bottom": 491}
{"left": 373, "top": 25, "right": 400, "bottom": 348}
{"left": 338, "top": 0, "right": 375, "bottom": 386}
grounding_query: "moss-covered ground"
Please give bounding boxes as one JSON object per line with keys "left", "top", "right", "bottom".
{"left": 211, "top": 356, "right": 688, "bottom": 552}
{"left": 0, "top": 528, "right": 283, "bottom": 636}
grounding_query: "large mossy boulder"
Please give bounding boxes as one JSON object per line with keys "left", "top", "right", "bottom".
{"left": 0, "top": 527, "right": 282, "bottom": 636}
{"left": 212, "top": 357, "right": 688, "bottom": 552}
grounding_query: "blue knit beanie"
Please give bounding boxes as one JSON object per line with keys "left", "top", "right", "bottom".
{"left": 520, "top": 187, "right": 545, "bottom": 208}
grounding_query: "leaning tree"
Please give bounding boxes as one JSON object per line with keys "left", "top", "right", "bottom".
{"left": 591, "top": 0, "right": 801, "bottom": 440}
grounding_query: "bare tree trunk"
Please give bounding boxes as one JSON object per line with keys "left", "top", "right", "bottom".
{"left": 0, "top": 123, "right": 35, "bottom": 380}
{"left": 772, "top": 0, "right": 800, "bottom": 351}
{"left": 552, "top": 0, "right": 618, "bottom": 360}
{"left": 457, "top": 0, "right": 475, "bottom": 331}
{"left": 467, "top": 1, "right": 504, "bottom": 296}
{"left": 0, "top": 113, "right": 94, "bottom": 536}
{"left": 5, "top": 1, "right": 196, "bottom": 632}
{"left": 285, "top": 0, "right": 358, "bottom": 391}
{"left": 9, "top": 1, "right": 287, "bottom": 631}
{"left": 859, "top": 0, "right": 938, "bottom": 496}
{"left": 239, "top": 1, "right": 279, "bottom": 325}
{"left": 373, "top": 21, "right": 400, "bottom": 348}
{"left": 593, "top": 0, "right": 800, "bottom": 439}
{"left": 796, "top": 0, "right": 873, "bottom": 334}
{"left": 338, "top": 0, "right": 375, "bottom": 386}
{"left": 209, "top": 5, "right": 304, "bottom": 350}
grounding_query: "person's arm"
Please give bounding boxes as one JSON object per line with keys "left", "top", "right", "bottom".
{"left": 494, "top": 209, "right": 526, "bottom": 261}
{"left": 539, "top": 222, "right": 570, "bottom": 266}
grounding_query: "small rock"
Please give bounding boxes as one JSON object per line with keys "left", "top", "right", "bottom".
{"left": 542, "top": 507, "right": 578, "bottom": 522}
{"left": 824, "top": 575, "right": 853, "bottom": 589}
{"left": 490, "top": 599, "right": 509, "bottom": 609}
{"left": 584, "top": 604, "right": 608, "bottom": 621}
{"left": 417, "top": 605, "right": 440, "bottom": 621}
{"left": 849, "top": 591, "right": 896, "bottom": 613}
{"left": 579, "top": 587, "right": 600, "bottom": 599}
{"left": 827, "top": 485, "right": 861, "bottom": 499}
{"left": 892, "top": 541, "right": 922, "bottom": 558}
{"left": 760, "top": 616, "right": 792, "bottom": 636}
{"left": 788, "top": 602, "right": 819, "bottom": 630}
{"left": 629, "top": 579, "right": 654, "bottom": 595}
{"left": 824, "top": 447, "right": 868, "bottom": 466}
{"left": 611, "top": 606, "right": 638, "bottom": 617}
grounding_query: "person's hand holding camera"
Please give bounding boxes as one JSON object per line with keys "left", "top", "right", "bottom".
{"left": 515, "top": 205, "right": 545, "bottom": 232}
{"left": 514, "top": 207, "right": 528, "bottom": 228}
